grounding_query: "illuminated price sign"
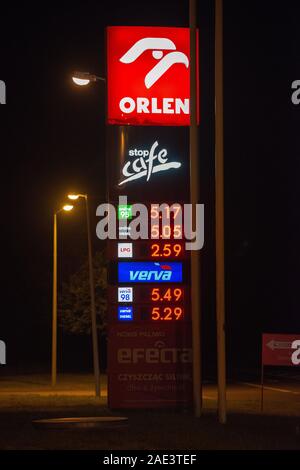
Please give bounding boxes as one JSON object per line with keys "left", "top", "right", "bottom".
{"left": 151, "top": 287, "right": 184, "bottom": 302}
{"left": 144, "top": 305, "right": 184, "bottom": 321}
{"left": 110, "top": 304, "right": 186, "bottom": 322}
{"left": 109, "top": 241, "right": 186, "bottom": 260}
{"left": 118, "top": 287, "right": 133, "bottom": 302}
{"left": 109, "top": 285, "right": 187, "bottom": 304}
{"left": 150, "top": 243, "right": 183, "bottom": 258}
{"left": 106, "top": 30, "right": 195, "bottom": 406}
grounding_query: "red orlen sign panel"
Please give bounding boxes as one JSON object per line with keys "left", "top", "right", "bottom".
{"left": 106, "top": 26, "right": 199, "bottom": 126}
{"left": 262, "top": 333, "right": 300, "bottom": 366}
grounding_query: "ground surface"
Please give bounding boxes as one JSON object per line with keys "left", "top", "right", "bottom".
{"left": 0, "top": 373, "right": 299, "bottom": 450}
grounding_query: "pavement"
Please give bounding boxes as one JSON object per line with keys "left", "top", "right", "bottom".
{"left": 0, "top": 373, "right": 299, "bottom": 415}
{"left": 0, "top": 373, "right": 299, "bottom": 449}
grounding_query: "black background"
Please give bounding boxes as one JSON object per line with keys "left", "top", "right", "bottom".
{"left": 0, "top": 0, "right": 299, "bottom": 377}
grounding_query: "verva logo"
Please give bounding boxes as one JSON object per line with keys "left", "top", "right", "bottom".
{"left": 106, "top": 26, "right": 199, "bottom": 126}
{"left": 118, "top": 261, "right": 183, "bottom": 283}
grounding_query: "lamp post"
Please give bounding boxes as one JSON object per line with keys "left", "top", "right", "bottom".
{"left": 68, "top": 194, "right": 101, "bottom": 398}
{"left": 215, "top": 0, "right": 227, "bottom": 424}
{"left": 70, "top": 74, "right": 105, "bottom": 397}
{"left": 52, "top": 204, "right": 74, "bottom": 387}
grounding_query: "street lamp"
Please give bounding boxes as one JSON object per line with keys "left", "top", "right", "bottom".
{"left": 52, "top": 204, "right": 74, "bottom": 387}
{"left": 62, "top": 204, "right": 74, "bottom": 211}
{"left": 72, "top": 71, "right": 106, "bottom": 86}
{"left": 68, "top": 193, "right": 101, "bottom": 398}
{"left": 70, "top": 72, "right": 105, "bottom": 398}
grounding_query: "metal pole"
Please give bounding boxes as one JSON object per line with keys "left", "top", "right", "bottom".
{"left": 85, "top": 196, "right": 101, "bottom": 398}
{"left": 189, "top": 0, "right": 202, "bottom": 417}
{"left": 51, "top": 212, "right": 57, "bottom": 387}
{"left": 215, "top": 0, "right": 227, "bottom": 424}
{"left": 260, "top": 364, "right": 264, "bottom": 413}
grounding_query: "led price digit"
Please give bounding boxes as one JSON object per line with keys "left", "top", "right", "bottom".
{"left": 173, "top": 244, "right": 182, "bottom": 256}
{"left": 150, "top": 225, "right": 182, "bottom": 240}
{"left": 173, "top": 288, "right": 183, "bottom": 301}
{"left": 173, "top": 224, "right": 182, "bottom": 239}
{"left": 151, "top": 204, "right": 181, "bottom": 220}
{"left": 151, "top": 306, "right": 183, "bottom": 321}
{"left": 151, "top": 244, "right": 182, "bottom": 258}
{"left": 151, "top": 287, "right": 183, "bottom": 302}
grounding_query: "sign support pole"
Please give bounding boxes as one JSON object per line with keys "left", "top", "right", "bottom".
{"left": 189, "top": 0, "right": 202, "bottom": 417}
{"left": 215, "top": 0, "right": 227, "bottom": 424}
{"left": 51, "top": 212, "right": 57, "bottom": 387}
{"left": 260, "top": 363, "right": 264, "bottom": 413}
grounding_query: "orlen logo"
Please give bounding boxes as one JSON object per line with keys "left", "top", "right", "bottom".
{"left": 118, "top": 341, "right": 192, "bottom": 364}
{"left": 119, "top": 38, "right": 189, "bottom": 90}
{"left": 107, "top": 26, "right": 199, "bottom": 126}
{"left": 118, "top": 262, "right": 183, "bottom": 283}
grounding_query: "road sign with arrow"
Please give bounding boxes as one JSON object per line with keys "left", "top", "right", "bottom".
{"left": 262, "top": 333, "right": 300, "bottom": 366}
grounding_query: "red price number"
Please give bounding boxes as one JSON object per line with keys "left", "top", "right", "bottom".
{"left": 151, "top": 287, "right": 183, "bottom": 302}
{"left": 151, "top": 306, "right": 184, "bottom": 321}
{"left": 151, "top": 243, "right": 183, "bottom": 258}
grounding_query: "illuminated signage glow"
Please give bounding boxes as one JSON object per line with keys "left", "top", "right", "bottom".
{"left": 119, "top": 97, "right": 189, "bottom": 115}
{"left": 119, "top": 141, "right": 181, "bottom": 185}
{"left": 118, "top": 242, "right": 133, "bottom": 258}
{"left": 151, "top": 223, "right": 183, "bottom": 239}
{"left": 118, "top": 287, "right": 133, "bottom": 302}
{"left": 151, "top": 243, "right": 183, "bottom": 258}
{"left": 151, "top": 287, "right": 183, "bottom": 302}
{"left": 118, "top": 205, "right": 132, "bottom": 220}
{"left": 151, "top": 306, "right": 184, "bottom": 321}
{"left": 106, "top": 27, "right": 195, "bottom": 408}
{"left": 118, "top": 306, "right": 133, "bottom": 321}
{"left": 118, "top": 262, "right": 183, "bottom": 283}
{"left": 107, "top": 26, "right": 198, "bottom": 126}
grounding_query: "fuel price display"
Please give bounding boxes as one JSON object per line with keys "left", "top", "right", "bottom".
{"left": 147, "top": 306, "right": 184, "bottom": 321}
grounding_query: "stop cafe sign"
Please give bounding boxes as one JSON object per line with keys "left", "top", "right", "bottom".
{"left": 106, "top": 26, "right": 199, "bottom": 126}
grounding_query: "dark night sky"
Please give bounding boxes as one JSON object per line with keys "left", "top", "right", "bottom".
{"left": 0, "top": 1, "right": 299, "bottom": 374}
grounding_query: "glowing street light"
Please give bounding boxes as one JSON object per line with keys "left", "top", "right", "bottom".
{"left": 72, "top": 77, "right": 91, "bottom": 86}
{"left": 62, "top": 204, "right": 74, "bottom": 211}
{"left": 67, "top": 193, "right": 101, "bottom": 398}
{"left": 52, "top": 204, "right": 74, "bottom": 387}
{"left": 72, "top": 71, "right": 105, "bottom": 86}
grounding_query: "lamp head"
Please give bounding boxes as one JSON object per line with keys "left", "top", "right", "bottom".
{"left": 62, "top": 204, "right": 74, "bottom": 212}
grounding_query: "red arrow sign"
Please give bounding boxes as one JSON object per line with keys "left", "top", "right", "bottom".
{"left": 262, "top": 334, "right": 300, "bottom": 366}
